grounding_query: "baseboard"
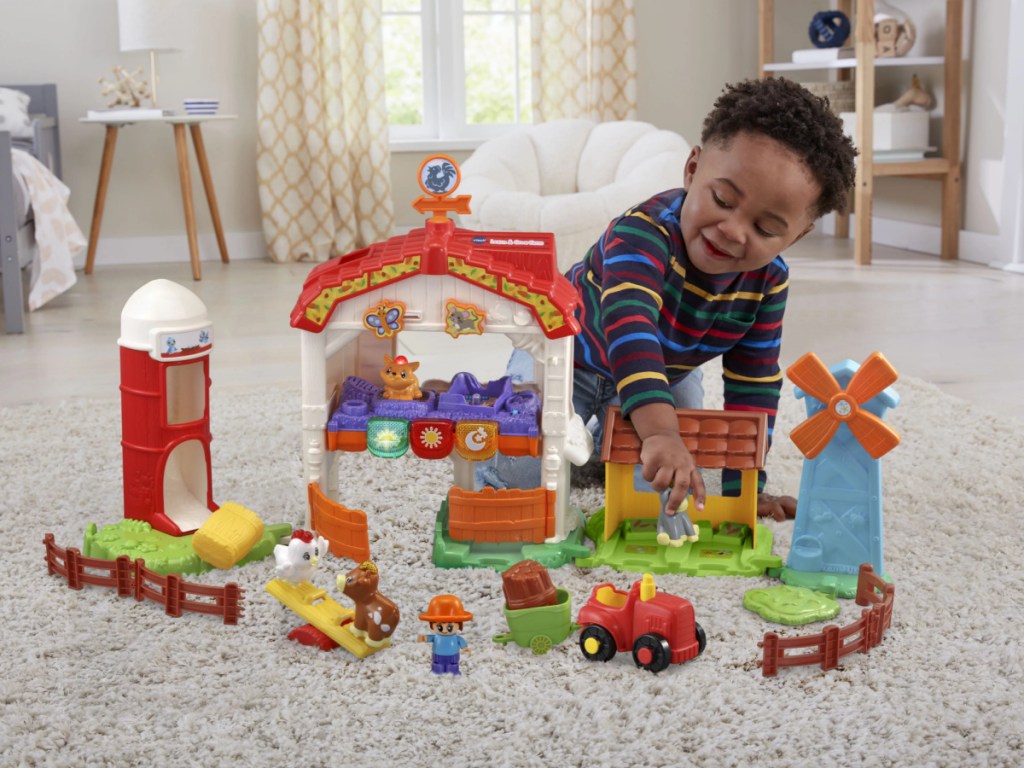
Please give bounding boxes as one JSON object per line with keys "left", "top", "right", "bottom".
{"left": 819, "top": 213, "right": 1013, "bottom": 269}
{"left": 73, "top": 231, "right": 267, "bottom": 269}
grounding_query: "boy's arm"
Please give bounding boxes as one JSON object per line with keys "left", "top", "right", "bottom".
{"left": 628, "top": 402, "right": 706, "bottom": 515}
{"left": 593, "top": 201, "right": 702, "bottom": 513}
{"left": 721, "top": 270, "right": 791, "bottom": 516}
{"left": 594, "top": 208, "right": 676, "bottom": 413}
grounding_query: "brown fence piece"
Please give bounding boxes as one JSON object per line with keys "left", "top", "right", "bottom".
{"left": 43, "top": 533, "right": 244, "bottom": 625}
{"left": 757, "top": 563, "right": 894, "bottom": 677}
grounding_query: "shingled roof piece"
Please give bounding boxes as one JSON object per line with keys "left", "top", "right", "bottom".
{"left": 600, "top": 407, "right": 768, "bottom": 470}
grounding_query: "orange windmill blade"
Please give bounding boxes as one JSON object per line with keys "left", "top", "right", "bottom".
{"left": 786, "top": 352, "right": 901, "bottom": 460}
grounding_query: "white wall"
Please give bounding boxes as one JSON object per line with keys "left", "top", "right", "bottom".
{"left": 1, "top": 0, "right": 1018, "bottom": 266}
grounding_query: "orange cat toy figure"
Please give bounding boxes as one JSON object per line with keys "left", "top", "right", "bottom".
{"left": 380, "top": 354, "right": 423, "bottom": 401}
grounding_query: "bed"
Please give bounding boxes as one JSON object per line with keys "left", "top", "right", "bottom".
{"left": 0, "top": 84, "right": 84, "bottom": 333}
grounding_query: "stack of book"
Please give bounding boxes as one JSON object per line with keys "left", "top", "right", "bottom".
{"left": 183, "top": 99, "right": 219, "bottom": 116}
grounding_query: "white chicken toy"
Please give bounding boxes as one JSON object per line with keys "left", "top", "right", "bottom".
{"left": 273, "top": 529, "right": 329, "bottom": 584}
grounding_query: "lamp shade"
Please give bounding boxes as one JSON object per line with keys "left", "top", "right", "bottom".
{"left": 118, "top": 0, "right": 187, "bottom": 52}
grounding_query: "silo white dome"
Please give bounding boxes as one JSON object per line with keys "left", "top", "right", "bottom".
{"left": 118, "top": 279, "right": 212, "bottom": 357}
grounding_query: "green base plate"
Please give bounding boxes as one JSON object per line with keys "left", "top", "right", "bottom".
{"left": 83, "top": 519, "right": 292, "bottom": 576}
{"left": 773, "top": 565, "right": 890, "bottom": 600}
{"left": 575, "top": 508, "right": 782, "bottom": 576}
{"left": 432, "top": 501, "right": 591, "bottom": 571}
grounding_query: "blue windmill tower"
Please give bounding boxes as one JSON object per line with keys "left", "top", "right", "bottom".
{"left": 779, "top": 352, "right": 900, "bottom": 598}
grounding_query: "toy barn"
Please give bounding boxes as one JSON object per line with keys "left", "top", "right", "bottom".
{"left": 289, "top": 156, "right": 593, "bottom": 569}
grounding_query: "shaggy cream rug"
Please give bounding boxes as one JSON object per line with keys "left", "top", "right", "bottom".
{"left": 1, "top": 367, "right": 1022, "bottom": 767}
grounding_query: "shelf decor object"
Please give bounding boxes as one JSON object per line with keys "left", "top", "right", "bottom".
{"left": 873, "top": 1, "right": 916, "bottom": 58}
{"left": 809, "top": 10, "right": 852, "bottom": 48}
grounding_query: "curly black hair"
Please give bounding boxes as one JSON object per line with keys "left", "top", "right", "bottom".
{"left": 700, "top": 77, "right": 858, "bottom": 218}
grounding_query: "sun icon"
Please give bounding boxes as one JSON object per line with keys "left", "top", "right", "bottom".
{"left": 375, "top": 429, "right": 401, "bottom": 450}
{"left": 419, "top": 427, "right": 444, "bottom": 449}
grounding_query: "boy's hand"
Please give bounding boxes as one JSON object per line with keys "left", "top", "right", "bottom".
{"left": 639, "top": 433, "right": 706, "bottom": 516}
{"left": 629, "top": 402, "right": 706, "bottom": 516}
{"left": 757, "top": 493, "right": 797, "bottom": 521}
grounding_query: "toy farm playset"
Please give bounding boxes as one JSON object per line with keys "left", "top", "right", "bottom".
{"left": 41, "top": 155, "right": 901, "bottom": 676}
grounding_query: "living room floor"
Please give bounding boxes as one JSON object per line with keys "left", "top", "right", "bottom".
{"left": 3, "top": 234, "right": 1023, "bottom": 423}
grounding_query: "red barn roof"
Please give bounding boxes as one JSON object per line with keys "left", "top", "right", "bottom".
{"left": 290, "top": 218, "right": 580, "bottom": 339}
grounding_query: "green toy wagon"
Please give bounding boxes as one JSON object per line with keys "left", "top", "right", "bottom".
{"left": 492, "top": 588, "right": 580, "bottom": 655}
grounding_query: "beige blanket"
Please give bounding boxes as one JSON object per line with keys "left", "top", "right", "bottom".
{"left": 12, "top": 148, "right": 85, "bottom": 310}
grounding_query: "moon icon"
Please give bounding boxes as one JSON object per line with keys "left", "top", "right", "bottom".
{"left": 465, "top": 427, "right": 488, "bottom": 451}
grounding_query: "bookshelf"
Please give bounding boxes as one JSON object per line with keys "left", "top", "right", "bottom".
{"left": 758, "top": 0, "right": 963, "bottom": 264}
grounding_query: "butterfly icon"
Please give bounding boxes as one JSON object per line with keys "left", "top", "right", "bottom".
{"left": 363, "top": 303, "right": 404, "bottom": 338}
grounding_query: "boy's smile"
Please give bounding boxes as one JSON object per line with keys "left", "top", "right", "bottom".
{"left": 681, "top": 131, "right": 820, "bottom": 275}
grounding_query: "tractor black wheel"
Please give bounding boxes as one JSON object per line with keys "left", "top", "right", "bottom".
{"left": 632, "top": 633, "right": 672, "bottom": 674}
{"left": 695, "top": 621, "right": 707, "bottom": 656}
{"left": 579, "top": 625, "right": 616, "bottom": 663}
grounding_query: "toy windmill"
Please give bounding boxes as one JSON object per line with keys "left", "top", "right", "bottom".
{"left": 779, "top": 352, "right": 900, "bottom": 597}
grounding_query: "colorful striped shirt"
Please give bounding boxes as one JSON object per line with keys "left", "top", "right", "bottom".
{"left": 567, "top": 188, "right": 789, "bottom": 492}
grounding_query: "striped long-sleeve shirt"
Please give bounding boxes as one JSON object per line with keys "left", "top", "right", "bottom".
{"left": 567, "top": 189, "right": 789, "bottom": 493}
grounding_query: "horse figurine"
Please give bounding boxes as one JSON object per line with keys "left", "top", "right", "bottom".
{"left": 337, "top": 561, "right": 400, "bottom": 647}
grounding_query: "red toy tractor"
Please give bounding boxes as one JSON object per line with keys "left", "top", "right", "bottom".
{"left": 577, "top": 573, "right": 706, "bottom": 673}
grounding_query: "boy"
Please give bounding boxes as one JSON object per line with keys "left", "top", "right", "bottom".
{"left": 568, "top": 77, "right": 857, "bottom": 521}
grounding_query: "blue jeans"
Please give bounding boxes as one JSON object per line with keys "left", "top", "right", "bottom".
{"left": 475, "top": 350, "right": 704, "bottom": 491}
{"left": 573, "top": 367, "right": 704, "bottom": 492}
{"left": 572, "top": 366, "right": 705, "bottom": 452}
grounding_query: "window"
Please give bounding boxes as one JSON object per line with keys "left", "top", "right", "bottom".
{"left": 383, "top": 0, "right": 532, "bottom": 146}
{"left": 165, "top": 361, "right": 207, "bottom": 426}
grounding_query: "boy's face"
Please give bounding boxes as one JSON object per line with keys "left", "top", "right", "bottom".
{"left": 681, "top": 131, "right": 820, "bottom": 275}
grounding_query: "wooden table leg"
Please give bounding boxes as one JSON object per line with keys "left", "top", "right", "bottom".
{"left": 189, "top": 124, "right": 230, "bottom": 264}
{"left": 84, "top": 125, "right": 119, "bottom": 275}
{"left": 835, "top": 202, "right": 850, "bottom": 240}
{"left": 940, "top": 165, "right": 962, "bottom": 260}
{"left": 173, "top": 124, "right": 202, "bottom": 280}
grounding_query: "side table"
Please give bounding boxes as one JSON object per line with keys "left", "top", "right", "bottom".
{"left": 79, "top": 113, "right": 237, "bottom": 280}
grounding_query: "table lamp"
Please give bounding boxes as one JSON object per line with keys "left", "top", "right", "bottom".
{"left": 117, "top": 0, "right": 186, "bottom": 107}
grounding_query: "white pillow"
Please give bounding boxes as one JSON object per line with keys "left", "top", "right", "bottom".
{"left": 0, "top": 87, "right": 34, "bottom": 139}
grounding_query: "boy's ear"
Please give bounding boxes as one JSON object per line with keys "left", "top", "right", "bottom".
{"left": 683, "top": 146, "right": 702, "bottom": 188}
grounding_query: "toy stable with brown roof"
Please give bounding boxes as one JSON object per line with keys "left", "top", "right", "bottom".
{"left": 599, "top": 406, "right": 768, "bottom": 547}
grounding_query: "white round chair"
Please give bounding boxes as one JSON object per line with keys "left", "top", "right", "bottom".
{"left": 458, "top": 119, "right": 691, "bottom": 273}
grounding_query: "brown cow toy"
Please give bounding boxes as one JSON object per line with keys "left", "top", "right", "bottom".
{"left": 337, "top": 561, "right": 400, "bottom": 648}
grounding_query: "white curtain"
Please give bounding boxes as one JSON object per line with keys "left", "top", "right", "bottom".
{"left": 530, "top": 0, "right": 637, "bottom": 122}
{"left": 257, "top": 0, "right": 394, "bottom": 263}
